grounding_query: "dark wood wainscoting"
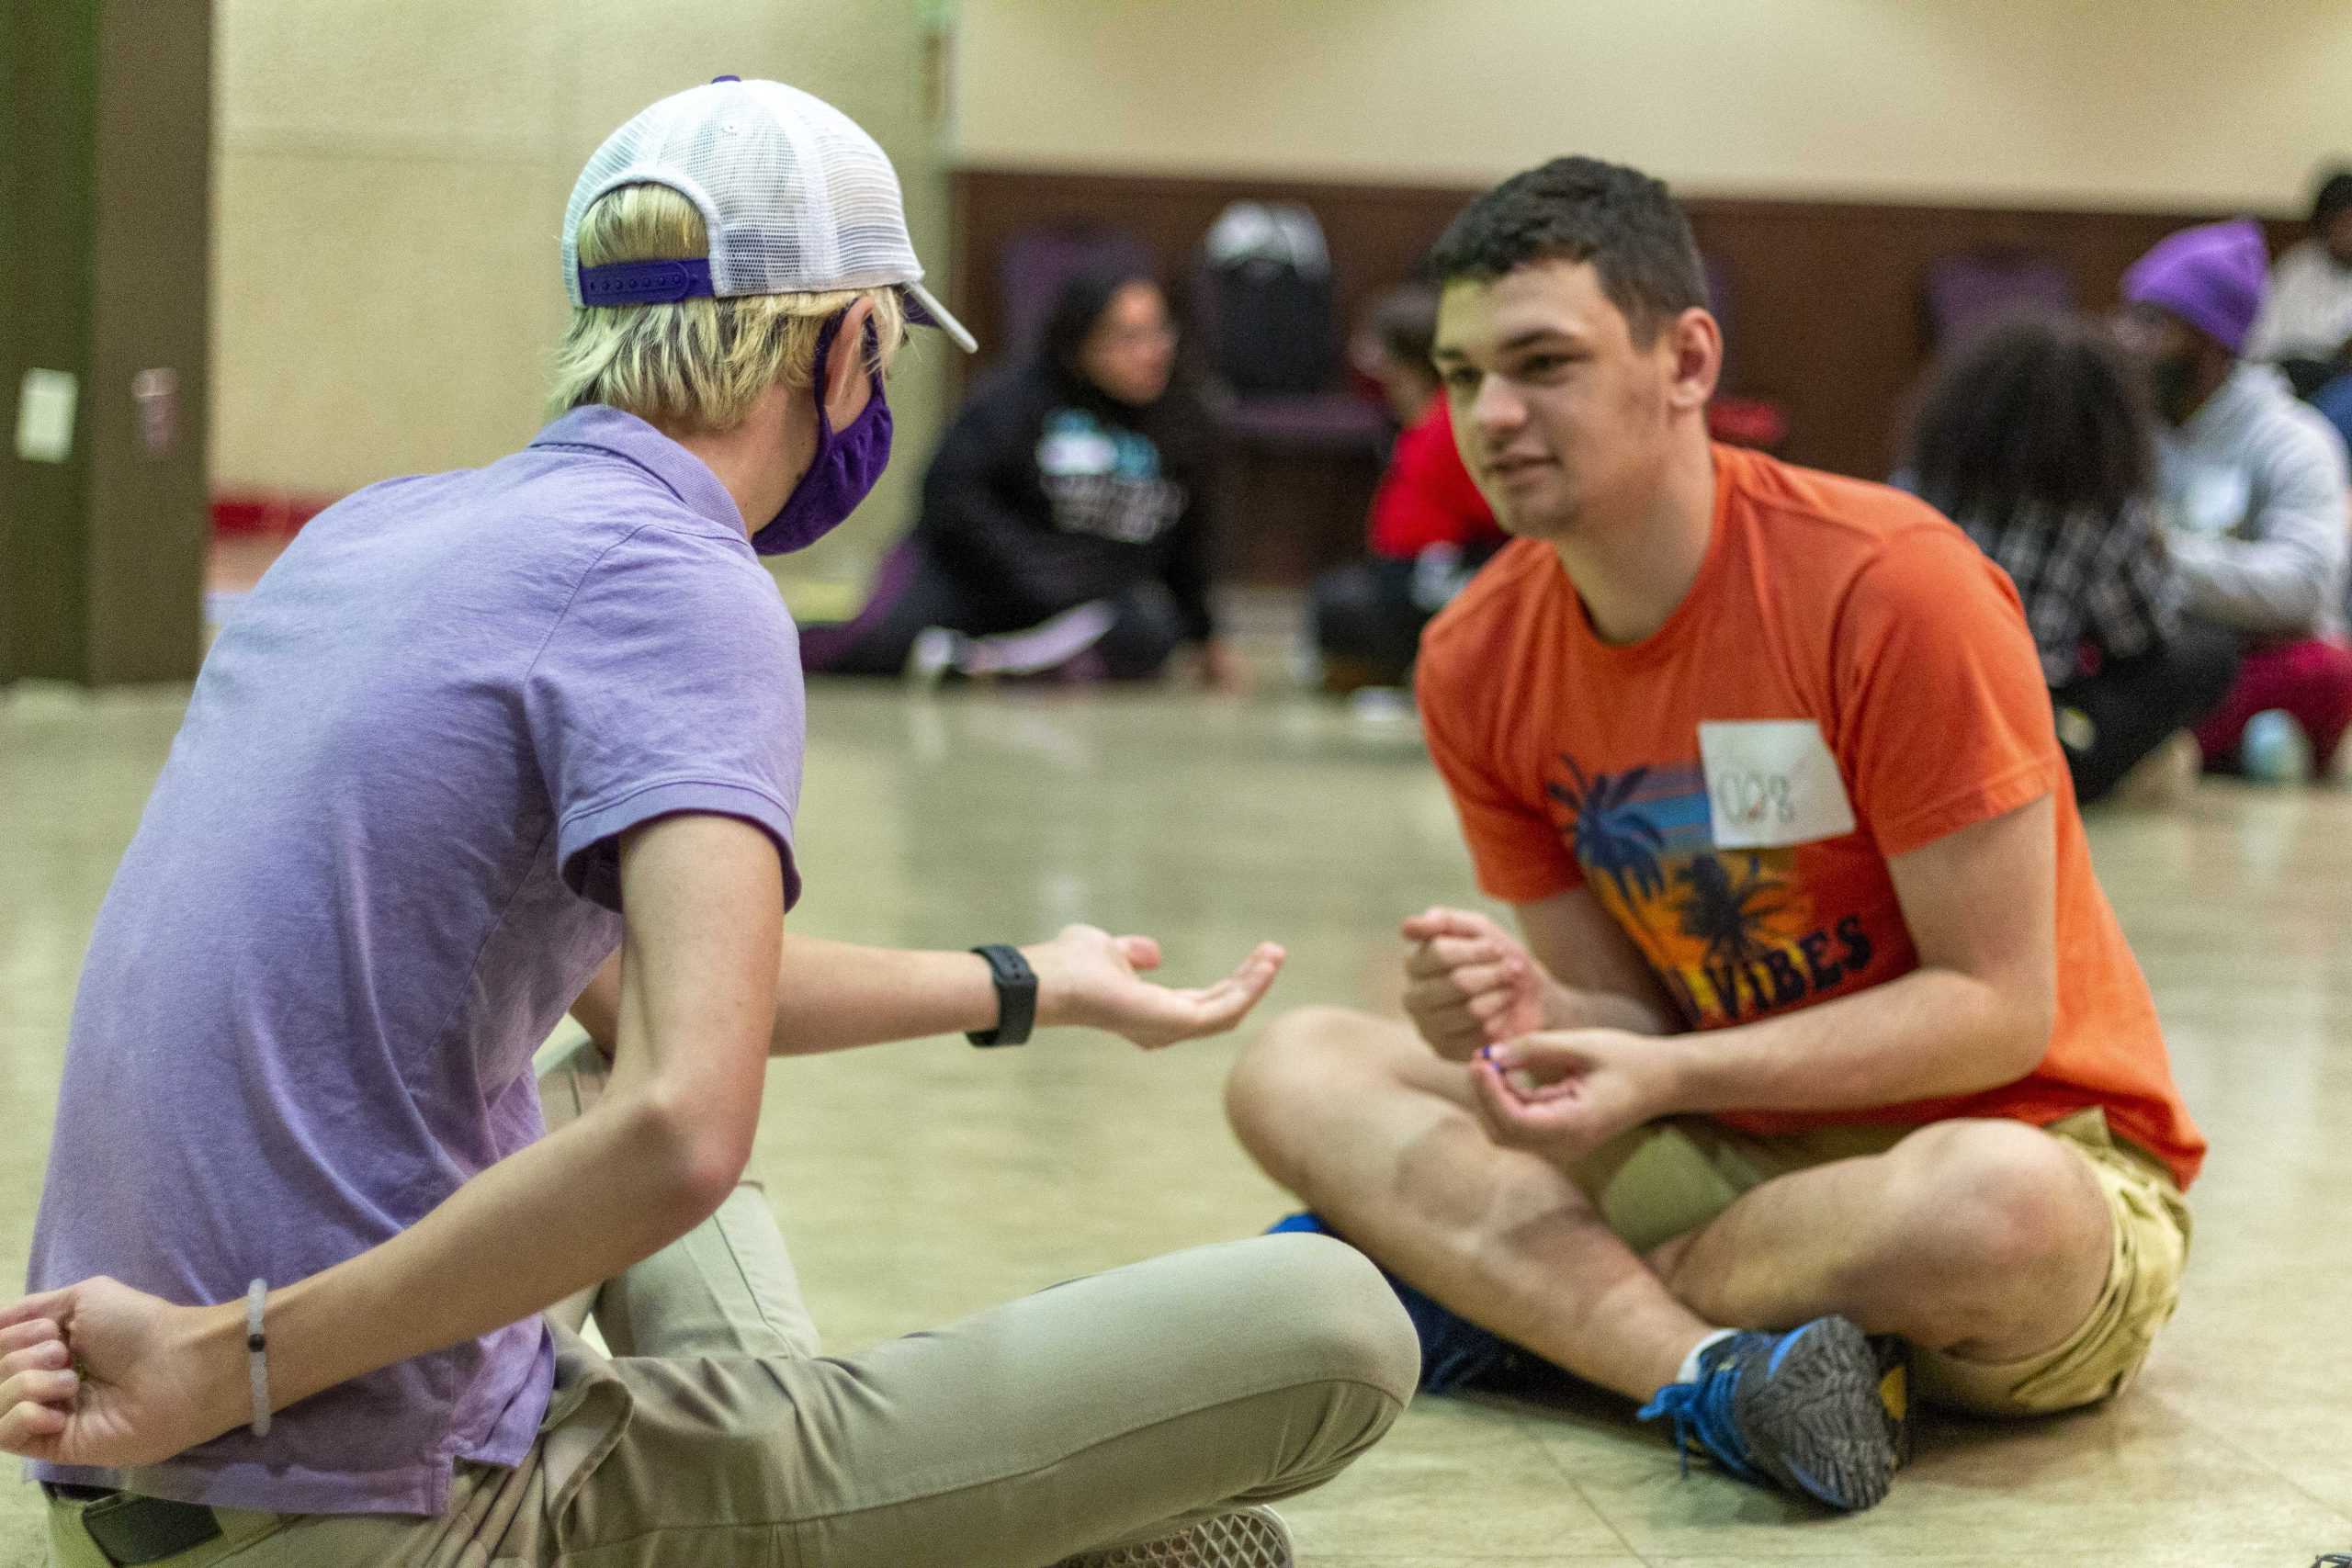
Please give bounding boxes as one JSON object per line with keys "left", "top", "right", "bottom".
{"left": 951, "top": 165, "right": 2295, "bottom": 581}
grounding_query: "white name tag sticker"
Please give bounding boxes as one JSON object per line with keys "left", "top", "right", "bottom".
{"left": 1698, "top": 720, "right": 1858, "bottom": 849}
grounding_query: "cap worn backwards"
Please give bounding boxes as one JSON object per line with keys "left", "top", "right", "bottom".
{"left": 561, "top": 75, "right": 975, "bottom": 353}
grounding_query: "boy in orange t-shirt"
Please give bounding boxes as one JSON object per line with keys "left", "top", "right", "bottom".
{"left": 1227, "top": 156, "right": 2201, "bottom": 1516}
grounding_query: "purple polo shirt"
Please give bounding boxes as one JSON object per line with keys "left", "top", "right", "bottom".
{"left": 27, "top": 407, "right": 803, "bottom": 1515}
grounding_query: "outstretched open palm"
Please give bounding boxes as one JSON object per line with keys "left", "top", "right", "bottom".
{"left": 1030, "top": 925, "right": 1286, "bottom": 1049}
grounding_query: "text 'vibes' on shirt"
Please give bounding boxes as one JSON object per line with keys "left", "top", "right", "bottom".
{"left": 1550, "top": 747, "right": 1877, "bottom": 1032}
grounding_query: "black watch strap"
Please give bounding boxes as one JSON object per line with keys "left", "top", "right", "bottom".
{"left": 967, "top": 944, "right": 1037, "bottom": 1046}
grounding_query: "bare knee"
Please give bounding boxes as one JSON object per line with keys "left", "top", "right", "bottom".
{"left": 1228, "top": 1004, "right": 1367, "bottom": 1102}
{"left": 1225, "top": 1005, "right": 1391, "bottom": 1179}
{"left": 1888, "top": 1121, "right": 2109, "bottom": 1325}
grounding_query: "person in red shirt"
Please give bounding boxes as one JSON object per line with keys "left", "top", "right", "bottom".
{"left": 1227, "top": 156, "right": 2201, "bottom": 1515}
{"left": 1312, "top": 288, "right": 1510, "bottom": 691}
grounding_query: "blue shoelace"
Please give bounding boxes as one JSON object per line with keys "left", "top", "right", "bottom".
{"left": 1637, "top": 1343, "right": 1763, "bottom": 1483}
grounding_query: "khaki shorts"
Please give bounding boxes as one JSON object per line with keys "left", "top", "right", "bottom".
{"left": 1570, "top": 1107, "right": 2191, "bottom": 1416}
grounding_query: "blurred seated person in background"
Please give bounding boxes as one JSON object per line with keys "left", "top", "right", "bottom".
{"left": 2247, "top": 168, "right": 2352, "bottom": 396}
{"left": 1311, "top": 286, "right": 1509, "bottom": 693}
{"left": 2120, "top": 220, "right": 2352, "bottom": 780}
{"left": 1904, "top": 310, "right": 2237, "bottom": 804}
{"left": 801, "top": 267, "right": 1249, "bottom": 688}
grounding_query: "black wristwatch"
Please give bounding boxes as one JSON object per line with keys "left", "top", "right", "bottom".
{"left": 967, "top": 944, "right": 1038, "bottom": 1046}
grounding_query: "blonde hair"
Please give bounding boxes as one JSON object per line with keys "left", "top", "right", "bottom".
{"left": 549, "top": 183, "right": 907, "bottom": 433}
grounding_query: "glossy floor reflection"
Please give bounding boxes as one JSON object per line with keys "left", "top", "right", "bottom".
{"left": 4, "top": 680, "right": 2348, "bottom": 1566}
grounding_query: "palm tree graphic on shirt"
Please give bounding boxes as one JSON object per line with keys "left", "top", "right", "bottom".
{"left": 1673, "top": 852, "right": 1792, "bottom": 972}
{"left": 1545, "top": 757, "right": 1668, "bottom": 908}
{"left": 1547, "top": 756, "right": 1817, "bottom": 1024}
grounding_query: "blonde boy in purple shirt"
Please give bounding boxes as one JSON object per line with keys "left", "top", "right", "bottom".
{"left": 5, "top": 79, "right": 1412, "bottom": 1568}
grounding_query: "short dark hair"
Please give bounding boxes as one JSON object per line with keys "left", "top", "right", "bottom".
{"left": 1428, "top": 156, "right": 1708, "bottom": 341}
{"left": 1904, "top": 309, "right": 2154, "bottom": 525}
{"left": 2312, "top": 167, "right": 2352, "bottom": 228}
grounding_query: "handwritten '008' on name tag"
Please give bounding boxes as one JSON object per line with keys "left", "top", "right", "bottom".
{"left": 1697, "top": 720, "right": 1857, "bottom": 850}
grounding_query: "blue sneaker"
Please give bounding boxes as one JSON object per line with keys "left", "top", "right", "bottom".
{"left": 1266, "top": 1212, "right": 1533, "bottom": 1394}
{"left": 1636, "top": 1316, "right": 1899, "bottom": 1512}
{"left": 1263, "top": 1212, "right": 1337, "bottom": 1237}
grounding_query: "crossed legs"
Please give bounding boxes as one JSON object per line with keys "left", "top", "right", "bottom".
{"left": 1226, "top": 1006, "right": 2113, "bottom": 1404}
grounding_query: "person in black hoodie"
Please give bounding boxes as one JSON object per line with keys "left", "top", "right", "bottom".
{"left": 801, "top": 267, "right": 1249, "bottom": 688}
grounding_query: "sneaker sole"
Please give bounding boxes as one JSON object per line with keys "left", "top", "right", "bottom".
{"left": 1055, "top": 1505, "right": 1293, "bottom": 1567}
{"left": 1735, "top": 1316, "right": 1899, "bottom": 1511}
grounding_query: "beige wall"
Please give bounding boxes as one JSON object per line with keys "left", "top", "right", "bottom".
{"left": 211, "top": 0, "right": 952, "bottom": 584}
{"left": 213, "top": 0, "right": 2352, "bottom": 553}
{"left": 955, "top": 0, "right": 2352, "bottom": 211}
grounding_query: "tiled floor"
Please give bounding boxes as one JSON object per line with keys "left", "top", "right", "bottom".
{"left": 4, "top": 679, "right": 2348, "bottom": 1566}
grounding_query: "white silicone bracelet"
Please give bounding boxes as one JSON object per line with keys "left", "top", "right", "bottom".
{"left": 245, "top": 1280, "right": 272, "bottom": 1439}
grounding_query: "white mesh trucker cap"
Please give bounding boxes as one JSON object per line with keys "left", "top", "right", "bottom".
{"left": 561, "top": 75, "right": 976, "bottom": 353}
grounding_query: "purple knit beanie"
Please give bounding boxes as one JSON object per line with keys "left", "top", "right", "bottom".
{"left": 2121, "top": 219, "right": 2270, "bottom": 355}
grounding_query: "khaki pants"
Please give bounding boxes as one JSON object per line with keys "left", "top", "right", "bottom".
{"left": 1577, "top": 1107, "right": 2193, "bottom": 1416}
{"left": 49, "top": 1190, "right": 1415, "bottom": 1567}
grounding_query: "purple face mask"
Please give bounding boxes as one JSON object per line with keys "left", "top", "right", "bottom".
{"left": 753, "top": 314, "right": 893, "bottom": 554}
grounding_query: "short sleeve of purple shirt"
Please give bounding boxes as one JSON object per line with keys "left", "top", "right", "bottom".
{"left": 529, "top": 523, "right": 805, "bottom": 910}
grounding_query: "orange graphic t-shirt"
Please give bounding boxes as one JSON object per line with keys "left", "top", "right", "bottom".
{"left": 1417, "top": 445, "right": 2205, "bottom": 1189}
